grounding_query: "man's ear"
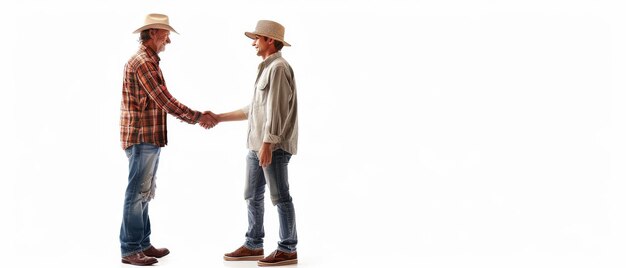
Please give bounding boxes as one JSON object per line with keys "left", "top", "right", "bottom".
{"left": 267, "top": 38, "right": 275, "bottom": 45}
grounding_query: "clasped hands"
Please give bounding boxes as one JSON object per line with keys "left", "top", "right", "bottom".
{"left": 198, "top": 111, "right": 219, "bottom": 129}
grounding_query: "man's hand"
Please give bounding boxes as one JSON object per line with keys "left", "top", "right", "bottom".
{"left": 198, "top": 111, "right": 218, "bottom": 129}
{"left": 259, "top": 142, "right": 272, "bottom": 167}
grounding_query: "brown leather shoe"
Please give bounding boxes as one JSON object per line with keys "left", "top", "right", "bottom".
{"left": 143, "top": 245, "right": 170, "bottom": 258}
{"left": 121, "top": 252, "right": 158, "bottom": 266}
{"left": 223, "top": 245, "right": 264, "bottom": 261}
{"left": 258, "top": 250, "right": 297, "bottom": 266}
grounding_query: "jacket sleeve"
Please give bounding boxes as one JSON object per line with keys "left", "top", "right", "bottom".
{"left": 263, "top": 65, "right": 293, "bottom": 144}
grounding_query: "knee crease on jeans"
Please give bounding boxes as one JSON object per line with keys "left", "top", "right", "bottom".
{"left": 141, "top": 176, "right": 157, "bottom": 202}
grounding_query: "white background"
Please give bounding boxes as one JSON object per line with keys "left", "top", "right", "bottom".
{"left": 1, "top": 0, "right": 626, "bottom": 267}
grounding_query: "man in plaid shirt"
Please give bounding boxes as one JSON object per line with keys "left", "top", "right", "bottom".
{"left": 118, "top": 13, "right": 216, "bottom": 266}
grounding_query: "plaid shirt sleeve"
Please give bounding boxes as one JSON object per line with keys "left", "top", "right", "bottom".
{"left": 136, "top": 61, "right": 201, "bottom": 124}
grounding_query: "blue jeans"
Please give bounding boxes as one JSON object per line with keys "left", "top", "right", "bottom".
{"left": 244, "top": 149, "right": 298, "bottom": 253}
{"left": 120, "top": 143, "right": 160, "bottom": 257}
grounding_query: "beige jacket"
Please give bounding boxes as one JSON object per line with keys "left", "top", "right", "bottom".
{"left": 241, "top": 52, "right": 298, "bottom": 155}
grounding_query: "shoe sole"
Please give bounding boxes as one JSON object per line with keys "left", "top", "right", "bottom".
{"left": 121, "top": 259, "right": 158, "bottom": 266}
{"left": 224, "top": 255, "right": 264, "bottom": 261}
{"left": 257, "top": 259, "right": 298, "bottom": 266}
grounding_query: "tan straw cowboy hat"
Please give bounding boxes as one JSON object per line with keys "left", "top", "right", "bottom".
{"left": 245, "top": 20, "right": 291, "bottom": 47}
{"left": 133, "top": 13, "right": 179, "bottom": 34}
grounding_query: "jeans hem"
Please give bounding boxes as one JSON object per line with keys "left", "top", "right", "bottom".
{"left": 121, "top": 248, "right": 145, "bottom": 257}
{"left": 277, "top": 247, "right": 297, "bottom": 254}
{"left": 244, "top": 242, "right": 264, "bottom": 250}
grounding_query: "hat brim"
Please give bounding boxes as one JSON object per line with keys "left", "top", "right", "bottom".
{"left": 245, "top": 32, "right": 291, "bottom": 47}
{"left": 133, "top": 23, "right": 179, "bottom": 34}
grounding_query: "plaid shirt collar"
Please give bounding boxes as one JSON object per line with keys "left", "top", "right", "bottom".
{"left": 140, "top": 44, "right": 161, "bottom": 63}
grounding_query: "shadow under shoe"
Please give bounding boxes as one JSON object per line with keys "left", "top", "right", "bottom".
{"left": 224, "top": 245, "right": 264, "bottom": 261}
{"left": 258, "top": 250, "right": 297, "bottom": 266}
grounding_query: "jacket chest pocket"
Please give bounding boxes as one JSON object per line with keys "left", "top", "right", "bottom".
{"left": 256, "top": 75, "right": 269, "bottom": 91}
{"left": 254, "top": 77, "right": 269, "bottom": 107}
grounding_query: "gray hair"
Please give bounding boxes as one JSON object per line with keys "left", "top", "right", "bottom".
{"left": 139, "top": 29, "right": 151, "bottom": 43}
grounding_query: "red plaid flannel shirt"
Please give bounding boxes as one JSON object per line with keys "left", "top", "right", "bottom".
{"left": 120, "top": 45, "right": 201, "bottom": 150}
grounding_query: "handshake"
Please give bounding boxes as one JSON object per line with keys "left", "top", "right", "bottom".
{"left": 198, "top": 111, "right": 220, "bottom": 129}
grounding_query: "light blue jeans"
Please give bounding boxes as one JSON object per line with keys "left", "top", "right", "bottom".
{"left": 120, "top": 143, "right": 160, "bottom": 257}
{"left": 244, "top": 149, "right": 298, "bottom": 253}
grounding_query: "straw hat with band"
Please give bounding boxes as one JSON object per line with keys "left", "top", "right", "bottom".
{"left": 245, "top": 20, "right": 291, "bottom": 47}
{"left": 133, "top": 13, "right": 179, "bottom": 34}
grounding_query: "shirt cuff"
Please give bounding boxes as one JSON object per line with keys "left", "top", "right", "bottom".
{"left": 240, "top": 106, "right": 249, "bottom": 118}
{"left": 263, "top": 134, "right": 282, "bottom": 144}
{"left": 192, "top": 111, "right": 202, "bottom": 124}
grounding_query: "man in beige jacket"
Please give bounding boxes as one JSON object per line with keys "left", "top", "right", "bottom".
{"left": 210, "top": 20, "right": 299, "bottom": 266}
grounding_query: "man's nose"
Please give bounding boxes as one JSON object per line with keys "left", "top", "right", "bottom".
{"left": 166, "top": 37, "right": 171, "bottom": 44}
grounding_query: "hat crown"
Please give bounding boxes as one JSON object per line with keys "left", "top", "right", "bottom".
{"left": 133, "top": 13, "right": 178, "bottom": 34}
{"left": 255, "top": 20, "right": 285, "bottom": 39}
{"left": 245, "top": 20, "right": 291, "bottom": 46}
{"left": 145, "top": 13, "right": 170, "bottom": 25}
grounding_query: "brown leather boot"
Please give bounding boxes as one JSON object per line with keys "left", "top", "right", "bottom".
{"left": 224, "top": 245, "right": 264, "bottom": 261}
{"left": 143, "top": 245, "right": 170, "bottom": 258}
{"left": 258, "top": 250, "right": 297, "bottom": 266}
{"left": 121, "top": 252, "right": 158, "bottom": 266}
